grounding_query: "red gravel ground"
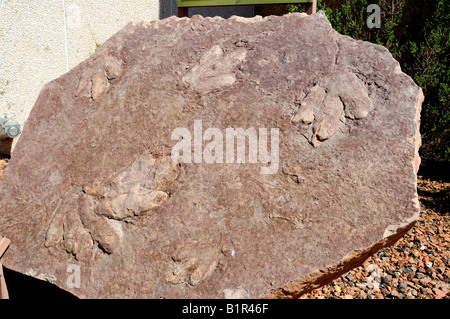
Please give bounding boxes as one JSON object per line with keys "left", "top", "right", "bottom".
{"left": 0, "top": 155, "right": 448, "bottom": 299}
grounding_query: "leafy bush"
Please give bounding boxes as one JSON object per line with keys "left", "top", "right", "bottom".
{"left": 405, "top": 0, "right": 450, "bottom": 164}
{"left": 288, "top": 0, "right": 450, "bottom": 165}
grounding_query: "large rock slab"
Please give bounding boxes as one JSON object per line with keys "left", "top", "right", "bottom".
{"left": 0, "top": 12, "right": 423, "bottom": 298}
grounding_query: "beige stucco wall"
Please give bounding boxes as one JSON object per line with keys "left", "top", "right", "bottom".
{"left": 0, "top": 0, "right": 253, "bottom": 154}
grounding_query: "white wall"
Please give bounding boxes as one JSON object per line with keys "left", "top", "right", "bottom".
{"left": 0, "top": 0, "right": 253, "bottom": 153}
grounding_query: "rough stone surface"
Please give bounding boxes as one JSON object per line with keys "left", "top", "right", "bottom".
{"left": 0, "top": 12, "right": 423, "bottom": 299}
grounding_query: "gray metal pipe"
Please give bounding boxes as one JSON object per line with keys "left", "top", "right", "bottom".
{"left": 0, "top": 115, "right": 21, "bottom": 139}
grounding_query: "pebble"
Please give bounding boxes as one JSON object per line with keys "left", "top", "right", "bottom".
{"left": 398, "top": 282, "right": 408, "bottom": 291}
{"left": 390, "top": 290, "right": 399, "bottom": 298}
{"left": 403, "top": 267, "right": 414, "bottom": 274}
{"left": 356, "top": 283, "right": 366, "bottom": 290}
{"left": 386, "top": 269, "right": 396, "bottom": 276}
{"left": 374, "top": 292, "right": 384, "bottom": 299}
{"left": 434, "top": 289, "right": 447, "bottom": 298}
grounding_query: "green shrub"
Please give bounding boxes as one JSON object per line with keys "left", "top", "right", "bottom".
{"left": 405, "top": 0, "right": 450, "bottom": 164}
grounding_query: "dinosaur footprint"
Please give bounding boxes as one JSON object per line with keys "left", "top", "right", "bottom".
{"left": 292, "top": 71, "right": 373, "bottom": 146}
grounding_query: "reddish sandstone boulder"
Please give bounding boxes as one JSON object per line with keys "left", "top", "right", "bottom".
{"left": 0, "top": 12, "right": 422, "bottom": 298}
